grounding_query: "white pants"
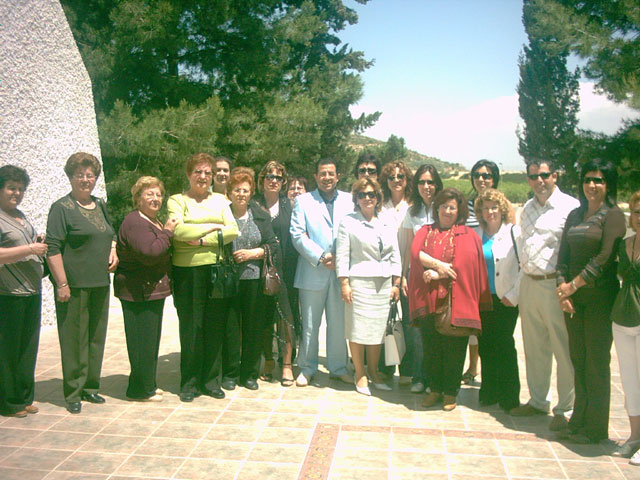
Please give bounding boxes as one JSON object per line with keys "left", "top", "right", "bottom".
{"left": 613, "top": 322, "right": 640, "bottom": 417}
{"left": 518, "top": 275, "right": 574, "bottom": 414}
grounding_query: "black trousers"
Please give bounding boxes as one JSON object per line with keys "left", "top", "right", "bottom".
{"left": 224, "top": 279, "right": 264, "bottom": 382}
{"left": 0, "top": 294, "right": 41, "bottom": 415}
{"left": 421, "top": 315, "right": 468, "bottom": 396}
{"left": 173, "top": 265, "right": 230, "bottom": 394}
{"left": 56, "top": 286, "right": 110, "bottom": 403}
{"left": 121, "top": 298, "right": 164, "bottom": 399}
{"left": 478, "top": 295, "right": 520, "bottom": 410}
{"left": 565, "top": 291, "right": 616, "bottom": 441}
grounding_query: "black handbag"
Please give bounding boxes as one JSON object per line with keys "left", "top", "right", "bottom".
{"left": 210, "top": 231, "right": 240, "bottom": 299}
{"left": 261, "top": 243, "right": 281, "bottom": 296}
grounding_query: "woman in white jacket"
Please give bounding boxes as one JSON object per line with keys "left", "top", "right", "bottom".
{"left": 474, "top": 188, "right": 522, "bottom": 411}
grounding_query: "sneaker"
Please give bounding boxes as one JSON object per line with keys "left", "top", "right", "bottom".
{"left": 509, "top": 403, "right": 548, "bottom": 416}
{"left": 410, "top": 382, "right": 425, "bottom": 393}
{"left": 549, "top": 414, "right": 569, "bottom": 431}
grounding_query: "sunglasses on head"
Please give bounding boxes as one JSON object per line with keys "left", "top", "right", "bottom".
{"left": 388, "top": 174, "right": 406, "bottom": 181}
{"left": 418, "top": 179, "right": 436, "bottom": 186}
{"left": 265, "top": 173, "right": 284, "bottom": 183}
{"left": 358, "top": 167, "right": 377, "bottom": 175}
{"left": 583, "top": 176, "right": 605, "bottom": 185}
{"left": 472, "top": 172, "right": 493, "bottom": 180}
{"left": 527, "top": 172, "right": 553, "bottom": 181}
{"left": 357, "top": 191, "right": 376, "bottom": 200}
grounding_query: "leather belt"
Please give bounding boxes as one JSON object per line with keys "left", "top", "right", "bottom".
{"left": 526, "top": 272, "right": 557, "bottom": 281}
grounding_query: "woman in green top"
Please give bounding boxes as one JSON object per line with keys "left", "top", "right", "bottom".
{"left": 168, "top": 153, "right": 239, "bottom": 402}
{"left": 46, "top": 153, "right": 118, "bottom": 415}
{"left": 611, "top": 190, "right": 640, "bottom": 462}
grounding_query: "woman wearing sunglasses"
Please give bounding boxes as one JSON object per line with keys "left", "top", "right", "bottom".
{"left": 336, "top": 178, "right": 401, "bottom": 395}
{"left": 555, "top": 159, "right": 625, "bottom": 444}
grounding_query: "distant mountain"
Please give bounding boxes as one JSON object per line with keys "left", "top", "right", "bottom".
{"left": 350, "top": 134, "right": 467, "bottom": 177}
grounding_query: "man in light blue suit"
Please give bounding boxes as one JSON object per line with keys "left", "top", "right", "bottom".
{"left": 290, "top": 158, "right": 354, "bottom": 386}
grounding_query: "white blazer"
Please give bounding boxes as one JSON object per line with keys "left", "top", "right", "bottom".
{"left": 475, "top": 222, "right": 522, "bottom": 306}
{"left": 336, "top": 212, "right": 402, "bottom": 279}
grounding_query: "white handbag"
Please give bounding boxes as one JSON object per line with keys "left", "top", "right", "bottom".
{"left": 384, "top": 299, "right": 406, "bottom": 366}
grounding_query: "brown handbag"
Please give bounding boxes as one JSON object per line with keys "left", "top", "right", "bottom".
{"left": 261, "top": 244, "right": 281, "bottom": 296}
{"left": 433, "top": 284, "right": 479, "bottom": 337}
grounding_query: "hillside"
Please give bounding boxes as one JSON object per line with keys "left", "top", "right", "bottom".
{"left": 350, "top": 134, "right": 467, "bottom": 177}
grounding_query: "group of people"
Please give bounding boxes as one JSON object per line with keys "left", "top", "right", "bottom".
{"left": 1, "top": 151, "right": 639, "bottom": 464}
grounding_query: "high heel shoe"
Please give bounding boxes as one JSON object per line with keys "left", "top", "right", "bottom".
{"left": 613, "top": 439, "right": 640, "bottom": 458}
{"left": 281, "top": 363, "right": 294, "bottom": 387}
{"left": 461, "top": 371, "right": 477, "bottom": 385}
{"left": 372, "top": 382, "right": 392, "bottom": 391}
{"left": 355, "top": 379, "right": 371, "bottom": 396}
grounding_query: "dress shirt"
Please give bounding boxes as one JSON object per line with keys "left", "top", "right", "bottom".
{"left": 519, "top": 187, "right": 579, "bottom": 275}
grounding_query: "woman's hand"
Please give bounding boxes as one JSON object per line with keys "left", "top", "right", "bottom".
{"left": 401, "top": 275, "right": 409, "bottom": 297}
{"left": 341, "top": 282, "right": 352, "bottom": 304}
{"left": 233, "top": 248, "right": 262, "bottom": 263}
{"left": 434, "top": 260, "right": 457, "bottom": 280}
{"left": 556, "top": 282, "right": 575, "bottom": 300}
{"left": 501, "top": 297, "right": 515, "bottom": 307}
{"left": 29, "top": 242, "right": 48, "bottom": 256}
{"left": 422, "top": 269, "right": 438, "bottom": 284}
{"left": 560, "top": 297, "right": 575, "bottom": 315}
{"left": 108, "top": 248, "right": 119, "bottom": 272}
{"left": 390, "top": 285, "right": 400, "bottom": 302}
{"left": 56, "top": 284, "right": 71, "bottom": 302}
{"left": 164, "top": 217, "right": 179, "bottom": 232}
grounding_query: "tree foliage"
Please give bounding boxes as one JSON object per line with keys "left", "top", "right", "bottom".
{"left": 526, "top": 0, "right": 640, "bottom": 109}
{"left": 60, "top": 0, "right": 379, "bottom": 225}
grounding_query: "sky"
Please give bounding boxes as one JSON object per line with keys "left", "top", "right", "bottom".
{"left": 341, "top": 0, "right": 639, "bottom": 171}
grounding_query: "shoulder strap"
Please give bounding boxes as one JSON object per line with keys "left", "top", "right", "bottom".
{"left": 510, "top": 224, "right": 520, "bottom": 269}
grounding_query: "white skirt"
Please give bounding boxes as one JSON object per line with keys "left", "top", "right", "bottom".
{"left": 345, "top": 276, "right": 392, "bottom": 345}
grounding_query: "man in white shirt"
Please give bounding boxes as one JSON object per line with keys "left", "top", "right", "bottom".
{"left": 511, "top": 159, "right": 579, "bottom": 432}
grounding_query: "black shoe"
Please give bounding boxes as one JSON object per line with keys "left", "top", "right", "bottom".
{"left": 221, "top": 379, "right": 236, "bottom": 391}
{"left": 80, "top": 393, "right": 105, "bottom": 404}
{"left": 179, "top": 392, "right": 195, "bottom": 402}
{"left": 243, "top": 379, "right": 259, "bottom": 390}
{"left": 203, "top": 388, "right": 225, "bottom": 399}
{"left": 66, "top": 402, "right": 81, "bottom": 414}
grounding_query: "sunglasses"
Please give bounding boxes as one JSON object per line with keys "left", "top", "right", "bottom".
{"left": 265, "top": 174, "right": 284, "bottom": 183}
{"left": 357, "top": 191, "right": 376, "bottom": 200}
{"left": 358, "top": 167, "right": 377, "bottom": 175}
{"left": 473, "top": 172, "right": 493, "bottom": 180}
{"left": 418, "top": 179, "right": 436, "bottom": 186}
{"left": 527, "top": 172, "right": 553, "bottom": 181}
{"left": 583, "top": 176, "right": 605, "bottom": 185}
{"left": 388, "top": 174, "right": 406, "bottom": 181}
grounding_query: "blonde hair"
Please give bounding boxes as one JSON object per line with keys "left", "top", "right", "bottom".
{"left": 131, "top": 176, "right": 165, "bottom": 207}
{"left": 351, "top": 178, "right": 383, "bottom": 214}
{"left": 474, "top": 188, "right": 515, "bottom": 229}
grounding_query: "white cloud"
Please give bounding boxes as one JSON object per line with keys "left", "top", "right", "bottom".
{"left": 352, "top": 81, "right": 639, "bottom": 172}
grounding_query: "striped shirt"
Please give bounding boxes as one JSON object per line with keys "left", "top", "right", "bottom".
{"left": 0, "top": 209, "right": 43, "bottom": 295}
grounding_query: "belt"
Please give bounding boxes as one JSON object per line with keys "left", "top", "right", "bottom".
{"left": 526, "top": 272, "right": 557, "bottom": 281}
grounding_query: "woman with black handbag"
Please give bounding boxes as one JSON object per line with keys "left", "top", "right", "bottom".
{"left": 221, "top": 168, "right": 281, "bottom": 391}
{"left": 168, "top": 153, "right": 238, "bottom": 402}
{"left": 408, "top": 188, "right": 491, "bottom": 411}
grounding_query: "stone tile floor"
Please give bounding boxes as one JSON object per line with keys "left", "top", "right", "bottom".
{"left": 1, "top": 295, "right": 639, "bottom": 479}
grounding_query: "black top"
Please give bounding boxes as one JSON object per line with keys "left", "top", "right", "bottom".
{"left": 611, "top": 238, "right": 640, "bottom": 327}
{"left": 557, "top": 204, "right": 626, "bottom": 303}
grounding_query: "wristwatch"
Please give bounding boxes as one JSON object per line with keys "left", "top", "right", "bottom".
{"left": 318, "top": 252, "right": 327, "bottom": 265}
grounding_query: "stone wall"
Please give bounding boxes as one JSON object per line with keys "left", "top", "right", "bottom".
{"left": 0, "top": 0, "right": 106, "bottom": 325}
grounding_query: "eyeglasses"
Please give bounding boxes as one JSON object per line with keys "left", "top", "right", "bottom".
{"left": 473, "top": 172, "right": 493, "bottom": 180}
{"left": 357, "top": 191, "right": 376, "bottom": 200}
{"left": 527, "top": 172, "right": 553, "bottom": 181}
{"left": 481, "top": 205, "right": 500, "bottom": 213}
{"left": 193, "top": 169, "right": 213, "bottom": 177}
{"left": 388, "top": 174, "right": 406, "bottom": 181}
{"left": 266, "top": 174, "right": 284, "bottom": 183}
{"left": 358, "top": 167, "right": 377, "bottom": 175}
{"left": 73, "top": 173, "right": 96, "bottom": 181}
{"left": 583, "top": 176, "right": 605, "bottom": 185}
{"left": 418, "top": 179, "right": 436, "bottom": 186}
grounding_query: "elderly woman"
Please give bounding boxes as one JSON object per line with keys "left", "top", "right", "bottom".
{"left": 611, "top": 191, "right": 640, "bottom": 462}
{"left": 400, "top": 164, "right": 443, "bottom": 394}
{"left": 46, "top": 153, "right": 118, "bottom": 414}
{"left": 0, "top": 165, "right": 47, "bottom": 418}
{"left": 409, "top": 188, "right": 491, "bottom": 411}
{"left": 337, "top": 178, "right": 401, "bottom": 395}
{"left": 222, "top": 168, "right": 280, "bottom": 391}
{"left": 254, "top": 161, "right": 297, "bottom": 386}
{"left": 168, "top": 153, "right": 238, "bottom": 402}
{"left": 114, "top": 176, "right": 178, "bottom": 402}
{"left": 474, "top": 188, "right": 521, "bottom": 411}
{"left": 556, "top": 159, "right": 626, "bottom": 444}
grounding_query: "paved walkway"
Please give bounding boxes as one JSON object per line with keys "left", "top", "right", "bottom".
{"left": 1, "top": 294, "right": 638, "bottom": 479}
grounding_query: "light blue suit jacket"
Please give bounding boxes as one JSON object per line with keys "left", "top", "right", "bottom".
{"left": 290, "top": 188, "right": 354, "bottom": 290}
